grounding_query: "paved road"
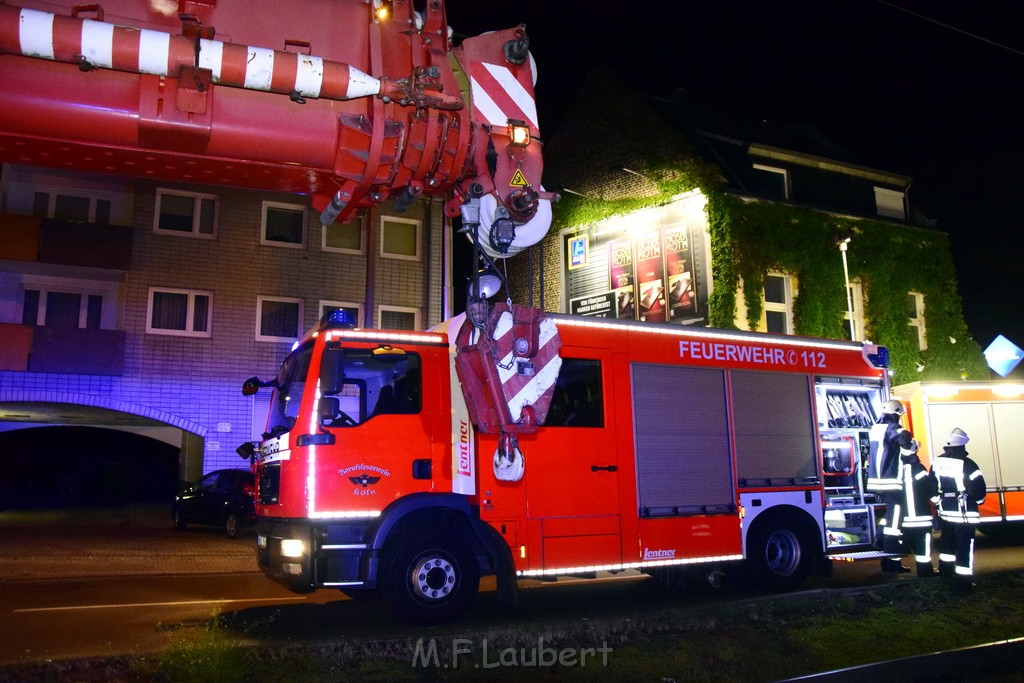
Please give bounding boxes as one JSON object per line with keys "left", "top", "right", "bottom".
{"left": 0, "top": 504, "right": 255, "bottom": 581}
{"left": 1, "top": 504, "right": 1023, "bottom": 670}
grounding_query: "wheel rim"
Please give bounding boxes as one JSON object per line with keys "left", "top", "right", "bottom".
{"left": 410, "top": 554, "right": 457, "bottom": 602}
{"left": 764, "top": 528, "right": 801, "bottom": 576}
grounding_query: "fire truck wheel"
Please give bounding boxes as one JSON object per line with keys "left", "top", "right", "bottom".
{"left": 381, "top": 531, "right": 480, "bottom": 625}
{"left": 746, "top": 517, "right": 812, "bottom": 590}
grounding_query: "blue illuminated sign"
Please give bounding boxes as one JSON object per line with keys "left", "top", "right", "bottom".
{"left": 984, "top": 334, "right": 1023, "bottom": 377}
{"left": 568, "top": 235, "right": 588, "bottom": 270}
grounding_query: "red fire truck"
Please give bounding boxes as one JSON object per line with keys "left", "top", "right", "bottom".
{"left": 242, "top": 306, "right": 895, "bottom": 624}
{"left": 894, "top": 381, "right": 1024, "bottom": 536}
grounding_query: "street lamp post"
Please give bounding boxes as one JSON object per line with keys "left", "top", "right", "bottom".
{"left": 838, "top": 237, "right": 856, "bottom": 341}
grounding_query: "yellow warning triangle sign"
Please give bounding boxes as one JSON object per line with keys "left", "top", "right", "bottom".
{"left": 509, "top": 169, "right": 529, "bottom": 187}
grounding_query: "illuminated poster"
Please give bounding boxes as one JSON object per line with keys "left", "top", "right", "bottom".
{"left": 634, "top": 230, "right": 666, "bottom": 322}
{"left": 665, "top": 225, "right": 696, "bottom": 321}
{"left": 608, "top": 238, "right": 635, "bottom": 320}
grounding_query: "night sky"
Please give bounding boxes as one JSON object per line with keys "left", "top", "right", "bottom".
{"left": 450, "top": 1, "right": 1024, "bottom": 359}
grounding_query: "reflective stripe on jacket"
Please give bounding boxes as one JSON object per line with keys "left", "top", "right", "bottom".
{"left": 931, "top": 449, "right": 987, "bottom": 524}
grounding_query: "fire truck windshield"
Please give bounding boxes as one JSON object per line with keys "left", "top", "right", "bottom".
{"left": 318, "top": 348, "right": 422, "bottom": 427}
{"left": 267, "top": 342, "right": 314, "bottom": 433}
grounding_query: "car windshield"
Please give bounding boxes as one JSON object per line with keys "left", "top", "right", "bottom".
{"left": 266, "top": 341, "right": 314, "bottom": 433}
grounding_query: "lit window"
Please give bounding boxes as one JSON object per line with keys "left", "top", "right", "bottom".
{"left": 147, "top": 287, "right": 212, "bottom": 337}
{"left": 320, "top": 300, "right": 363, "bottom": 327}
{"left": 258, "top": 296, "right": 303, "bottom": 342}
{"left": 874, "top": 187, "right": 906, "bottom": 220}
{"left": 908, "top": 291, "right": 927, "bottom": 350}
{"left": 261, "top": 201, "right": 307, "bottom": 248}
{"left": 843, "top": 280, "right": 865, "bottom": 341}
{"left": 154, "top": 189, "right": 218, "bottom": 238}
{"left": 380, "top": 216, "right": 421, "bottom": 261}
{"left": 323, "top": 215, "right": 366, "bottom": 254}
{"left": 763, "top": 273, "right": 794, "bottom": 334}
{"left": 378, "top": 305, "right": 420, "bottom": 331}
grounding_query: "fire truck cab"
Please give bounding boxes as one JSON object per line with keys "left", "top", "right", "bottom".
{"left": 245, "top": 311, "right": 893, "bottom": 624}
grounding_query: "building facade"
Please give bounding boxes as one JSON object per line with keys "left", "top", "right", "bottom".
{"left": 513, "top": 71, "right": 987, "bottom": 383}
{"left": 0, "top": 163, "right": 448, "bottom": 480}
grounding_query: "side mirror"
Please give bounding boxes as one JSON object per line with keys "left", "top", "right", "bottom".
{"left": 320, "top": 347, "right": 345, "bottom": 395}
{"left": 237, "top": 441, "right": 257, "bottom": 460}
{"left": 318, "top": 397, "right": 340, "bottom": 421}
{"left": 242, "top": 377, "right": 263, "bottom": 396}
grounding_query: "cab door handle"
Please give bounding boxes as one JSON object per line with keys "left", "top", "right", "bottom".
{"left": 591, "top": 465, "right": 618, "bottom": 472}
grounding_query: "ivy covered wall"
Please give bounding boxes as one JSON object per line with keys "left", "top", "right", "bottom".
{"left": 708, "top": 193, "right": 988, "bottom": 381}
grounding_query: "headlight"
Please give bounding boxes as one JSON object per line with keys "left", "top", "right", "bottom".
{"left": 280, "top": 538, "right": 305, "bottom": 558}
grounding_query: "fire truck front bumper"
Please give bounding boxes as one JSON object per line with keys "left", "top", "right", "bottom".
{"left": 256, "top": 518, "right": 376, "bottom": 594}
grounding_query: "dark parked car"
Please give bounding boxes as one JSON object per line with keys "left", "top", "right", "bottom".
{"left": 172, "top": 469, "right": 257, "bottom": 538}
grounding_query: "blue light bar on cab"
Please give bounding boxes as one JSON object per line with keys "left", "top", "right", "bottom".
{"left": 321, "top": 308, "right": 358, "bottom": 328}
{"left": 863, "top": 344, "right": 889, "bottom": 368}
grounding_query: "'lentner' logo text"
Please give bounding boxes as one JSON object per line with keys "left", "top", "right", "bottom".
{"left": 643, "top": 547, "right": 676, "bottom": 560}
{"left": 457, "top": 419, "right": 472, "bottom": 476}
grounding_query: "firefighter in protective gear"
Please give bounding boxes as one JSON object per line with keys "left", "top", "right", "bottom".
{"left": 931, "top": 427, "right": 987, "bottom": 590}
{"left": 868, "top": 399, "right": 909, "bottom": 572}
{"left": 880, "top": 433, "right": 939, "bottom": 577}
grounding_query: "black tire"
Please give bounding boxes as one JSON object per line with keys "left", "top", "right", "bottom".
{"left": 380, "top": 530, "right": 479, "bottom": 625}
{"left": 172, "top": 507, "right": 187, "bottom": 530}
{"left": 224, "top": 513, "right": 240, "bottom": 539}
{"left": 746, "top": 515, "right": 812, "bottom": 591}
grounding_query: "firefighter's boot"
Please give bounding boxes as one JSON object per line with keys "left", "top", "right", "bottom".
{"left": 881, "top": 558, "right": 910, "bottom": 574}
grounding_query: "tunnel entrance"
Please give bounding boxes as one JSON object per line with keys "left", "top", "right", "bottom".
{"left": 0, "top": 426, "right": 180, "bottom": 508}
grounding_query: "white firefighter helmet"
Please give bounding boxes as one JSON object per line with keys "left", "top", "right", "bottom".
{"left": 945, "top": 427, "right": 970, "bottom": 447}
{"left": 882, "top": 399, "right": 905, "bottom": 416}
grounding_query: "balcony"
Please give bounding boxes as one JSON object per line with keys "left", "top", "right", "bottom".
{"left": 0, "top": 213, "right": 132, "bottom": 270}
{"left": 0, "top": 324, "right": 125, "bottom": 376}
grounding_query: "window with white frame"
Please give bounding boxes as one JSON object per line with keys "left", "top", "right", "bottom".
{"left": 874, "top": 187, "right": 906, "bottom": 220}
{"left": 257, "top": 296, "right": 303, "bottom": 341}
{"left": 378, "top": 305, "right": 420, "bottom": 331}
{"left": 32, "top": 191, "right": 113, "bottom": 223}
{"left": 908, "top": 291, "right": 927, "bottom": 350}
{"left": 380, "top": 215, "right": 421, "bottom": 261}
{"left": 751, "top": 164, "right": 791, "bottom": 200}
{"left": 22, "top": 289, "right": 104, "bottom": 329}
{"left": 154, "top": 189, "right": 218, "bottom": 237}
{"left": 19, "top": 276, "right": 119, "bottom": 329}
{"left": 843, "top": 280, "right": 865, "bottom": 341}
{"left": 261, "top": 201, "right": 307, "bottom": 248}
{"left": 763, "top": 272, "right": 794, "bottom": 334}
{"left": 319, "top": 300, "right": 364, "bottom": 327}
{"left": 146, "top": 287, "right": 212, "bottom": 337}
{"left": 2, "top": 165, "right": 130, "bottom": 224}
{"left": 322, "top": 215, "right": 366, "bottom": 254}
